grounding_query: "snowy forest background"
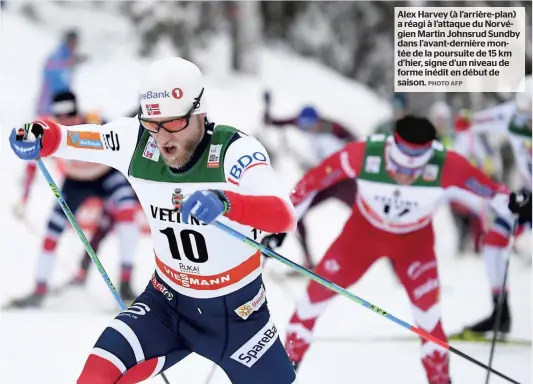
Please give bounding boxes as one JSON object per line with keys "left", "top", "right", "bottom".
{"left": 11, "top": 0, "right": 533, "bottom": 115}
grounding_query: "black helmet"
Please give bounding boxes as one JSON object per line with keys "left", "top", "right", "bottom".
{"left": 52, "top": 91, "right": 78, "bottom": 117}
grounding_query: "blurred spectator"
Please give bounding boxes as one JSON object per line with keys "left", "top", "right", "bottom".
{"left": 36, "top": 29, "right": 86, "bottom": 116}
{"left": 451, "top": 109, "right": 491, "bottom": 254}
{"left": 428, "top": 100, "right": 454, "bottom": 147}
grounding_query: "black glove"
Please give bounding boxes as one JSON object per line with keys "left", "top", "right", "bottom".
{"left": 260, "top": 233, "right": 287, "bottom": 250}
{"left": 508, "top": 190, "right": 532, "bottom": 222}
{"left": 16, "top": 122, "right": 45, "bottom": 142}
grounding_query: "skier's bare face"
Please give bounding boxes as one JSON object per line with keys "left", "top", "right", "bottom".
{"left": 149, "top": 114, "right": 205, "bottom": 169}
{"left": 393, "top": 172, "right": 418, "bottom": 185}
{"left": 387, "top": 148, "right": 424, "bottom": 185}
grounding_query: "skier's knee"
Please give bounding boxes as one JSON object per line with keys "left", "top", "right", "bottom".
{"left": 116, "top": 358, "right": 164, "bottom": 383}
{"left": 77, "top": 352, "right": 122, "bottom": 384}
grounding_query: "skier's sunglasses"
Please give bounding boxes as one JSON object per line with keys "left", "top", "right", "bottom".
{"left": 138, "top": 88, "right": 204, "bottom": 133}
{"left": 388, "top": 157, "right": 424, "bottom": 176}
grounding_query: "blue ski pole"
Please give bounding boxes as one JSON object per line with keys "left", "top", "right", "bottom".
{"left": 36, "top": 159, "right": 125, "bottom": 307}
{"left": 35, "top": 159, "right": 171, "bottom": 384}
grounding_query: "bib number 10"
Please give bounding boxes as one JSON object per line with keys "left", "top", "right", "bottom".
{"left": 160, "top": 227, "right": 263, "bottom": 264}
{"left": 160, "top": 227, "right": 208, "bottom": 263}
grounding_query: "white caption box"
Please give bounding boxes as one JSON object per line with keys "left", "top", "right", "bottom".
{"left": 394, "top": 7, "right": 526, "bottom": 93}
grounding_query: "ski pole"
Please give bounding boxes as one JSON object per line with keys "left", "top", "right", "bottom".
{"left": 35, "top": 159, "right": 172, "bottom": 384}
{"left": 485, "top": 220, "right": 519, "bottom": 384}
{"left": 212, "top": 220, "right": 521, "bottom": 384}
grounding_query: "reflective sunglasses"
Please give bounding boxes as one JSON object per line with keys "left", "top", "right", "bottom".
{"left": 388, "top": 158, "right": 424, "bottom": 176}
{"left": 138, "top": 88, "right": 204, "bottom": 133}
{"left": 386, "top": 150, "right": 425, "bottom": 177}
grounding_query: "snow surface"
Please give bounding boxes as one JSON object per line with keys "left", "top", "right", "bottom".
{"left": 0, "top": 5, "right": 531, "bottom": 384}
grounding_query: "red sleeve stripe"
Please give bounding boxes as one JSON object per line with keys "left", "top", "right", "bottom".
{"left": 224, "top": 191, "right": 296, "bottom": 233}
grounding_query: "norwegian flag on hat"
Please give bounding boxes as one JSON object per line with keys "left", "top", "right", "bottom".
{"left": 146, "top": 104, "right": 161, "bottom": 116}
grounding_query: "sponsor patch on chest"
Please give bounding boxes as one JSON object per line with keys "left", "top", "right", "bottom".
{"left": 207, "top": 144, "right": 223, "bottom": 168}
{"left": 365, "top": 156, "right": 381, "bottom": 173}
{"left": 143, "top": 136, "right": 160, "bottom": 161}
{"left": 422, "top": 164, "right": 439, "bottom": 181}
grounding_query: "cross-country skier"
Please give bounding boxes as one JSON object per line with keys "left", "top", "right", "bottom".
{"left": 263, "top": 92, "right": 359, "bottom": 269}
{"left": 428, "top": 100, "right": 454, "bottom": 148}
{"left": 454, "top": 75, "right": 532, "bottom": 340}
{"left": 36, "top": 30, "right": 86, "bottom": 116}
{"left": 263, "top": 92, "right": 358, "bottom": 169}
{"left": 9, "top": 57, "right": 297, "bottom": 383}
{"left": 451, "top": 108, "right": 501, "bottom": 254}
{"left": 262, "top": 115, "right": 530, "bottom": 384}
{"left": 7, "top": 90, "right": 140, "bottom": 308}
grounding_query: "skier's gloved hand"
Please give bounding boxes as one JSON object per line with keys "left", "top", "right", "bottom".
{"left": 260, "top": 232, "right": 287, "bottom": 249}
{"left": 179, "top": 190, "right": 230, "bottom": 225}
{"left": 9, "top": 123, "right": 45, "bottom": 160}
{"left": 508, "top": 190, "right": 532, "bottom": 222}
